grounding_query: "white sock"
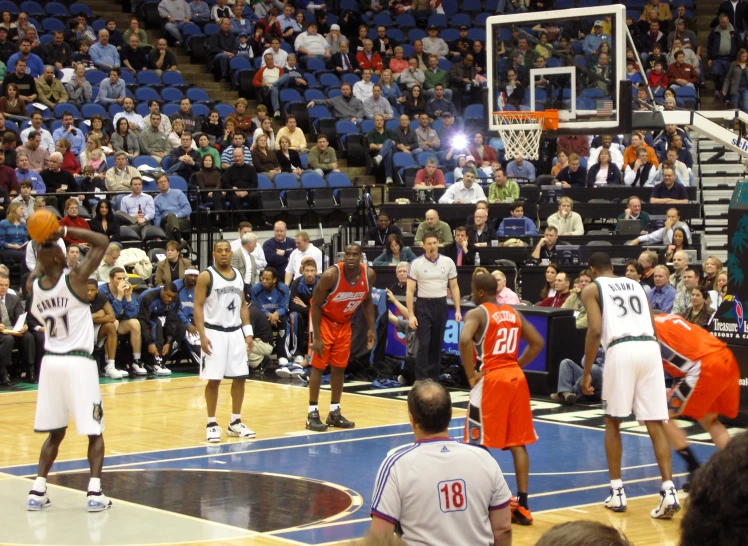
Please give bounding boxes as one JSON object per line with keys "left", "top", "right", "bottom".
{"left": 330, "top": 403, "right": 340, "bottom": 412}
{"left": 662, "top": 480, "right": 674, "bottom": 491}
{"left": 32, "top": 476, "right": 46, "bottom": 492}
{"left": 133, "top": 353, "right": 141, "bottom": 361}
{"left": 375, "top": 155, "right": 382, "bottom": 162}
{"left": 308, "top": 404, "right": 318, "bottom": 413}
{"left": 231, "top": 414, "right": 241, "bottom": 423}
{"left": 207, "top": 417, "right": 217, "bottom": 425}
{"left": 88, "top": 478, "right": 101, "bottom": 493}
{"left": 106, "top": 360, "right": 116, "bottom": 369}
{"left": 611, "top": 479, "right": 623, "bottom": 489}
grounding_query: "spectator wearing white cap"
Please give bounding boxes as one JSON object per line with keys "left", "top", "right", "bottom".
{"left": 326, "top": 24, "right": 347, "bottom": 55}
{"left": 583, "top": 21, "right": 610, "bottom": 57}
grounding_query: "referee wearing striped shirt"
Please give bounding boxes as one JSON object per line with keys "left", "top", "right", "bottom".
{"left": 406, "top": 232, "right": 461, "bottom": 381}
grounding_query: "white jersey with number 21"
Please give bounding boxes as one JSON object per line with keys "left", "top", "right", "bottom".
{"left": 595, "top": 276, "right": 654, "bottom": 350}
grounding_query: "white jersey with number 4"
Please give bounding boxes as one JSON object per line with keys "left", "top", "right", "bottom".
{"left": 595, "top": 276, "right": 654, "bottom": 350}
{"left": 204, "top": 266, "right": 244, "bottom": 328}
{"left": 32, "top": 274, "right": 94, "bottom": 354}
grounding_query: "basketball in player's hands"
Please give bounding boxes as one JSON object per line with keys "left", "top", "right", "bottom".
{"left": 27, "top": 209, "right": 60, "bottom": 243}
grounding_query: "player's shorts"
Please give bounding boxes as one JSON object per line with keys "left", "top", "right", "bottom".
{"left": 465, "top": 366, "right": 537, "bottom": 450}
{"left": 34, "top": 353, "right": 104, "bottom": 436}
{"left": 310, "top": 314, "right": 352, "bottom": 370}
{"left": 602, "top": 339, "right": 668, "bottom": 421}
{"left": 667, "top": 348, "right": 741, "bottom": 420}
{"left": 200, "top": 326, "right": 249, "bottom": 380}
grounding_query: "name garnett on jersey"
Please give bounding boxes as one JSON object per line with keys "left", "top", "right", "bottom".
{"left": 35, "top": 296, "right": 70, "bottom": 313}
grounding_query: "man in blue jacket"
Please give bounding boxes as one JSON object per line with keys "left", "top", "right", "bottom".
{"left": 262, "top": 220, "right": 296, "bottom": 273}
{"left": 154, "top": 173, "right": 192, "bottom": 243}
{"left": 174, "top": 269, "right": 200, "bottom": 367}
{"left": 99, "top": 267, "right": 146, "bottom": 377}
{"left": 250, "top": 267, "right": 290, "bottom": 334}
{"left": 138, "top": 283, "right": 186, "bottom": 376}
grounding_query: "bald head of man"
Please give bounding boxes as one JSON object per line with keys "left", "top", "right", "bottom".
{"left": 425, "top": 209, "right": 440, "bottom": 228}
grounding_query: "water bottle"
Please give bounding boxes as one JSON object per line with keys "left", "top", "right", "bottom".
{"left": 475, "top": 252, "right": 480, "bottom": 266}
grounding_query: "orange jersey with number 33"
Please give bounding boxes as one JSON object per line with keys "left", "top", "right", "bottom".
{"left": 320, "top": 262, "right": 370, "bottom": 324}
{"left": 477, "top": 303, "right": 523, "bottom": 372}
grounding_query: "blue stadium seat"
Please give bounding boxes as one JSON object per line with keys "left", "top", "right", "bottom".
{"left": 308, "top": 105, "right": 331, "bottom": 119}
{"left": 280, "top": 88, "right": 303, "bottom": 103}
{"left": 428, "top": 14, "right": 447, "bottom": 28}
{"left": 162, "top": 102, "right": 180, "bottom": 117}
{"left": 161, "top": 72, "right": 186, "bottom": 87}
{"left": 385, "top": 119, "right": 399, "bottom": 131}
{"left": 161, "top": 87, "right": 183, "bottom": 102}
{"left": 326, "top": 172, "right": 352, "bottom": 188}
{"left": 340, "top": 0, "right": 358, "bottom": 9}
{"left": 229, "top": 57, "right": 252, "bottom": 72}
{"left": 136, "top": 102, "right": 150, "bottom": 116}
{"left": 274, "top": 174, "right": 299, "bottom": 189}
{"left": 442, "top": 0, "right": 459, "bottom": 16}
{"left": 444, "top": 171, "right": 454, "bottom": 186}
{"left": 81, "top": 103, "right": 106, "bottom": 119}
{"left": 168, "top": 176, "right": 188, "bottom": 191}
{"left": 257, "top": 174, "right": 274, "bottom": 189}
{"left": 373, "top": 13, "right": 393, "bottom": 27}
{"left": 182, "top": 23, "right": 202, "bottom": 38}
{"left": 214, "top": 103, "right": 235, "bottom": 119}
{"left": 106, "top": 155, "right": 116, "bottom": 169}
{"left": 464, "top": 103, "right": 484, "bottom": 122}
{"left": 108, "top": 104, "right": 124, "bottom": 117}
{"left": 335, "top": 120, "right": 358, "bottom": 136}
{"left": 451, "top": 13, "right": 471, "bottom": 28}
{"left": 300, "top": 172, "right": 326, "bottom": 189}
{"left": 387, "top": 29, "right": 404, "bottom": 42}
{"left": 327, "top": 88, "right": 341, "bottom": 98}
{"left": 137, "top": 71, "right": 161, "bottom": 86}
{"left": 475, "top": 13, "right": 491, "bottom": 26}
{"left": 361, "top": 119, "right": 375, "bottom": 133}
{"left": 42, "top": 18, "right": 66, "bottom": 32}
{"left": 581, "top": 88, "right": 605, "bottom": 98}
{"left": 401, "top": 44, "right": 414, "bottom": 57}
{"left": 341, "top": 73, "right": 360, "bottom": 87}
{"left": 39, "top": 35, "right": 54, "bottom": 46}
{"left": 393, "top": 152, "right": 416, "bottom": 170}
{"left": 134, "top": 156, "right": 159, "bottom": 169}
{"left": 304, "top": 89, "right": 326, "bottom": 101}
{"left": 319, "top": 73, "right": 340, "bottom": 88}
{"left": 135, "top": 87, "right": 160, "bottom": 102}
{"left": 20, "top": 1, "right": 43, "bottom": 17}
{"left": 395, "top": 14, "right": 415, "bottom": 28}
{"left": 0, "top": 1, "right": 18, "bottom": 14}
{"left": 467, "top": 28, "right": 486, "bottom": 42}
{"left": 69, "top": 3, "right": 92, "bottom": 16}
{"left": 439, "top": 29, "right": 459, "bottom": 43}
{"left": 54, "top": 104, "right": 80, "bottom": 118}
{"left": 576, "top": 97, "right": 595, "bottom": 110}
{"left": 142, "top": 178, "right": 158, "bottom": 192}
{"left": 417, "top": 152, "right": 437, "bottom": 167}
{"left": 408, "top": 28, "right": 426, "bottom": 42}
{"left": 204, "top": 23, "right": 219, "bottom": 35}
{"left": 305, "top": 57, "right": 326, "bottom": 72}
{"left": 92, "top": 19, "right": 107, "bottom": 33}
{"left": 192, "top": 104, "right": 210, "bottom": 118}
{"left": 186, "top": 88, "right": 211, "bottom": 103}
{"left": 85, "top": 71, "right": 107, "bottom": 85}
{"left": 120, "top": 71, "right": 135, "bottom": 85}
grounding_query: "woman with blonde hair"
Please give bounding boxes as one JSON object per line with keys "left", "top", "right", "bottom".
{"left": 79, "top": 135, "right": 107, "bottom": 173}
{"left": 379, "top": 69, "right": 405, "bottom": 112}
{"left": 701, "top": 255, "right": 723, "bottom": 290}
{"left": 0, "top": 201, "right": 29, "bottom": 268}
{"left": 168, "top": 118, "right": 197, "bottom": 149}
{"left": 389, "top": 46, "right": 409, "bottom": 76}
{"left": 65, "top": 63, "right": 93, "bottom": 107}
{"left": 277, "top": 135, "right": 304, "bottom": 178}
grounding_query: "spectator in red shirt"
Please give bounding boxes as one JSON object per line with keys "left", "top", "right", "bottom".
{"left": 666, "top": 50, "right": 698, "bottom": 90}
{"left": 414, "top": 157, "right": 446, "bottom": 187}
{"left": 356, "top": 39, "right": 384, "bottom": 75}
{"left": 647, "top": 60, "right": 669, "bottom": 89}
{"left": 0, "top": 148, "right": 19, "bottom": 196}
{"left": 468, "top": 132, "right": 497, "bottom": 167}
{"left": 556, "top": 135, "right": 590, "bottom": 158}
{"left": 537, "top": 271, "right": 571, "bottom": 307}
{"left": 55, "top": 137, "right": 81, "bottom": 175}
{"left": 59, "top": 197, "right": 92, "bottom": 250}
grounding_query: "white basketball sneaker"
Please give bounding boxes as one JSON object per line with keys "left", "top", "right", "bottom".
{"left": 152, "top": 364, "right": 172, "bottom": 376}
{"left": 27, "top": 490, "right": 50, "bottom": 511}
{"left": 130, "top": 360, "right": 147, "bottom": 376}
{"left": 86, "top": 491, "right": 113, "bottom": 512}
{"left": 604, "top": 486, "right": 627, "bottom": 512}
{"left": 651, "top": 486, "right": 681, "bottom": 519}
{"left": 227, "top": 421, "right": 256, "bottom": 439}
{"left": 206, "top": 424, "right": 222, "bottom": 443}
{"left": 104, "top": 365, "right": 128, "bottom": 379}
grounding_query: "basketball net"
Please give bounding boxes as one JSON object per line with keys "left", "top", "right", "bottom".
{"left": 493, "top": 111, "right": 559, "bottom": 161}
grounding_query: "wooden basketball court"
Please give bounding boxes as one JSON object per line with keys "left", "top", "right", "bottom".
{"left": 0, "top": 376, "right": 701, "bottom": 545}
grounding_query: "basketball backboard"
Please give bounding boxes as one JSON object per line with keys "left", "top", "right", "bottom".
{"left": 486, "top": 4, "right": 627, "bottom": 133}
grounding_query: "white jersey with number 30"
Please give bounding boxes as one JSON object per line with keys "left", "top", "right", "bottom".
{"left": 595, "top": 276, "right": 654, "bottom": 350}
{"left": 204, "top": 266, "right": 244, "bottom": 328}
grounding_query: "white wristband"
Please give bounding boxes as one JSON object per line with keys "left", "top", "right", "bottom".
{"left": 62, "top": 226, "right": 67, "bottom": 238}
{"left": 242, "top": 325, "right": 253, "bottom": 337}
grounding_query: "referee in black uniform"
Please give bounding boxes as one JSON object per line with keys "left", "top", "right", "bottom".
{"left": 406, "top": 233, "right": 462, "bottom": 381}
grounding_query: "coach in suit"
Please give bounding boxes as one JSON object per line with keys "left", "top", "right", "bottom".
{"left": 0, "top": 273, "right": 34, "bottom": 385}
{"left": 231, "top": 231, "right": 260, "bottom": 298}
{"left": 442, "top": 227, "right": 475, "bottom": 266}
{"left": 328, "top": 40, "right": 360, "bottom": 74}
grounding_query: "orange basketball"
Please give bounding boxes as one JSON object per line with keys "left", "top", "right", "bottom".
{"left": 27, "top": 209, "right": 60, "bottom": 243}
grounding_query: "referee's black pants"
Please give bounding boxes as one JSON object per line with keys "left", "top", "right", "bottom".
{"left": 414, "top": 297, "right": 448, "bottom": 381}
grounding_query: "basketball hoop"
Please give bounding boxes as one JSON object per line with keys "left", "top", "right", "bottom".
{"left": 493, "top": 110, "right": 559, "bottom": 161}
